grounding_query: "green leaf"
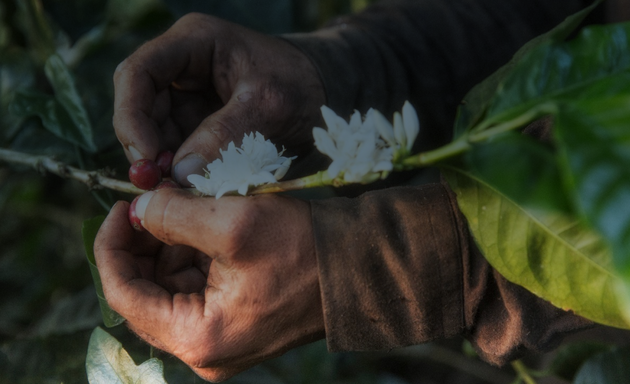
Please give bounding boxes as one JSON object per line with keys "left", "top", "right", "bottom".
{"left": 10, "top": 90, "right": 96, "bottom": 152}
{"left": 554, "top": 94, "right": 630, "bottom": 276}
{"left": 82, "top": 216, "right": 125, "bottom": 328}
{"left": 442, "top": 167, "right": 630, "bottom": 329}
{"left": 0, "top": 48, "right": 35, "bottom": 143}
{"left": 44, "top": 54, "right": 97, "bottom": 152}
{"left": 453, "top": 0, "right": 602, "bottom": 137}
{"left": 474, "top": 22, "right": 630, "bottom": 134}
{"left": 86, "top": 327, "right": 168, "bottom": 384}
{"left": 465, "top": 131, "right": 571, "bottom": 213}
{"left": 573, "top": 346, "right": 630, "bottom": 384}
{"left": 548, "top": 341, "right": 610, "bottom": 382}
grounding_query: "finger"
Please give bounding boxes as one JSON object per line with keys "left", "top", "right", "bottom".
{"left": 94, "top": 201, "right": 176, "bottom": 333}
{"left": 170, "top": 92, "right": 254, "bottom": 186}
{"left": 155, "top": 245, "right": 208, "bottom": 294}
{"left": 134, "top": 189, "right": 250, "bottom": 258}
{"left": 96, "top": 201, "right": 225, "bottom": 359}
{"left": 113, "top": 16, "right": 214, "bottom": 162}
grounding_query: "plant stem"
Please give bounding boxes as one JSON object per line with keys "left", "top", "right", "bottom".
{"left": 399, "top": 137, "right": 470, "bottom": 169}
{"left": 399, "top": 104, "right": 555, "bottom": 169}
{"left": 248, "top": 170, "right": 335, "bottom": 195}
{"left": 0, "top": 148, "right": 143, "bottom": 195}
{"left": 511, "top": 360, "right": 537, "bottom": 384}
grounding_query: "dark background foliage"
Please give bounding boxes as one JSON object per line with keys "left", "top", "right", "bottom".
{"left": 2, "top": 1, "right": 630, "bottom": 383}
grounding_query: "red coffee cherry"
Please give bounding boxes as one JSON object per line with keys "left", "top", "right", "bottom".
{"left": 129, "top": 159, "right": 161, "bottom": 190}
{"left": 155, "top": 151, "right": 174, "bottom": 178}
{"left": 128, "top": 195, "right": 144, "bottom": 231}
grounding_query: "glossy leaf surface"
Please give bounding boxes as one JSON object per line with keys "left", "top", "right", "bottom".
{"left": 442, "top": 168, "right": 630, "bottom": 329}
{"left": 453, "top": 0, "right": 602, "bottom": 137}
{"left": 476, "top": 22, "right": 630, "bottom": 133}
{"left": 554, "top": 94, "right": 630, "bottom": 276}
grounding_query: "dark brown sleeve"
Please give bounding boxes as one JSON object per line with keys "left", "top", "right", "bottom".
{"left": 283, "top": 0, "right": 586, "bottom": 153}
{"left": 311, "top": 183, "right": 592, "bottom": 366}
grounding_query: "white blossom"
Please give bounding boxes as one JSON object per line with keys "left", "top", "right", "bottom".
{"left": 313, "top": 101, "right": 420, "bottom": 183}
{"left": 188, "top": 132, "right": 295, "bottom": 198}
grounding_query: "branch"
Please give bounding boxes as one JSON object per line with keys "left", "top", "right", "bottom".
{"left": 0, "top": 148, "right": 143, "bottom": 195}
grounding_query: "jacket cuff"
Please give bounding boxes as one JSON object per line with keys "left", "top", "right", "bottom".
{"left": 310, "top": 184, "right": 465, "bottom": 351}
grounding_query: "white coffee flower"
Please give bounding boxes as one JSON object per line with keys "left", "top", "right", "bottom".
{"left": 313, "top": 101, "right": 419, "bottom": 183}
{"left": 372, "top": 100, "right": 420, "bottom": 156}
{"left": 188, "top": 132, "right": 295, "bottom": 198}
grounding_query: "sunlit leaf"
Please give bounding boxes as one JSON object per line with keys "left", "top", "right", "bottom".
{"left": 86, "top": 327, "right": 167, "bottom": 384}
{"left": 82, "top": 216, "right": 125, "bottom": 328}
{"left": 554, "top": 94, "right": 630, "bottom": 276}
{"left": 573, "top": 346, "right": 630, "bottom": 384}
{"left": 44, "top": 54, "right": 97, "bottom": 152}
{"left": 442, "top": 167, "right": 630, "bottom": 329}
{"left": 453, "top": 0, "right": 602, "bottom": 137}
{"left": 465, "top": 131, "right": 570, "bottom": 213}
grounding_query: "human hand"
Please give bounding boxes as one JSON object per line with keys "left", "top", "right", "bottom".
{"left": 94, "top": 190, "right": 325, "bottom": 382}
{"left": 113, "top": 13, "right": 326, "bottom": 186}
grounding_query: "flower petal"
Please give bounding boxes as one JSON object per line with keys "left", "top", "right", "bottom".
{"left": 349, "top": 110, "right": 362, "bottom": 131}
{"left": 313, "top": 127, "right": 337, "bottom": 158}
{"left": 327, "top": 158, "right": 346, "bottom": 179}
{"left": 274, "top": 158, "right": 292, "bottom": 180}
{"left": 371, "top": 109, "right": 396, "bottom": 147}
{"left": 321, "top": 105, "right": 347, "bottom": 136}
{"left": 402, "top": 101, "right": 420, "bottom": 151}
{"left": 393, "top": 111, "right": 406, "bottom": 150}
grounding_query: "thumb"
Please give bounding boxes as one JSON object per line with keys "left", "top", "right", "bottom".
{"left": 134, "top": 189, "right": 248, "bottom": 256}
{"left": 171, "top": 86, "right": 258, "bottom": 186}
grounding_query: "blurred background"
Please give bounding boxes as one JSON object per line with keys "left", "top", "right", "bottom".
{"left": 1, "top": 0, "right": 630, "bottom": 383}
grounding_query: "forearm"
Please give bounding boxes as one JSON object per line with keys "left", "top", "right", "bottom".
{"left": 283, "top": 0, "right": 586, "bottom": 151}
{"left": 311, "top": 182, "right": 592, "bottom": 365}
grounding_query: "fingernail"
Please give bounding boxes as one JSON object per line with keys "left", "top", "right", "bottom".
{"left": 128, "top": 146, "right": 143, "bottom": 161}
{"left": 135, "top": 191, "right": 155, "bottom": 223}
{"left": 173, "top": 154, "right": 207, "bottom": 187}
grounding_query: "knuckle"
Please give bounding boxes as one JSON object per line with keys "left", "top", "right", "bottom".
{"left": 209, "top": 119, "right": 239, "bottom": 148}
{"left": 257, "top": 80, "right": 293, "bottom": 118}
{"left": 220, "top": 201, "right": 260, "bottom": 254}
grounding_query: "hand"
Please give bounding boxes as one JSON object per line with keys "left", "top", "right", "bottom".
{"left": 94, "top": 190, "right": 325, "bottom": 382}
{"left": 113, "top": 13, "right": 326, "bottom": 186}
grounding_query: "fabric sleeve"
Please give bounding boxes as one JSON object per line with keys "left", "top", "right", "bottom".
{"left": 310, "top": 183, "right": 592, "bottom": 366}
{"left": 282, "top": 0, "right": 586, "bottom": 153}
{"left": 292, "top": 0, "right": 595, "bottom": 366}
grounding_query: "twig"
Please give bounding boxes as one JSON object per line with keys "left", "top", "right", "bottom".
{"left": 511, "top": 360, "right": 537, "bottom": 384}
{"left": 0, "top": 148, "right": 143, "bottom": 195}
